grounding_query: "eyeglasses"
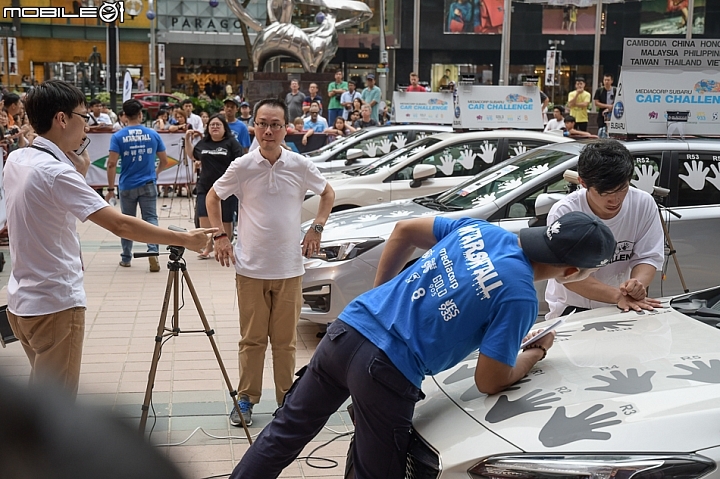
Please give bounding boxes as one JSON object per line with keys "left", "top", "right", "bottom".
{"left": 254, "top": 122, "right": 285, "bottom": 131}
{"left": 71, "top": 111, "right": 91, "bottom": 123}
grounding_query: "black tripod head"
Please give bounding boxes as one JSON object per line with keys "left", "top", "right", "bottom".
{"left": 168, "top": 245, "right": 185, "bottom": 261}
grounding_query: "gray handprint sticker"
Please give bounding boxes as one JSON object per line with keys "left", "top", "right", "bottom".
{"left": 504, "top": 376, "right": 531, "bottom": 392}
{"left": 582, "top": 320, "right": 637, "bottom": 332}
{"left": 539, "top": 404, "right": 621, "bottom": 447}
{"left": 667, "top": 359, "right": 720, "bottom": 384}
{"left": 443, "top": 363, "right": 475, "bottom": 385}
{"left": 461, "top": 384, "right": 484, "bottom": 402}
{"left": 485, "top": 389, "right": 560, "bottom": 423}
{"left": 585, "top": 369, "right": 656, "bottom": 394}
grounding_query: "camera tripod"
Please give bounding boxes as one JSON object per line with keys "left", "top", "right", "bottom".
{"left": 134, "top": 246, "right": 252, "bottom": 444}
{"left": 652, "top": 186, "right": 689, "bottom": 294}
{"left": 162, "top": 138, "right": 196, "bottom": 222}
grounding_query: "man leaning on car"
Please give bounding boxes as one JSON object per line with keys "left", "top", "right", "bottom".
{"left": 228, "top": 211, "right": 616, "bottom": 479}
{"left": 545, "top": 139, "right": 665, "bottom": 319}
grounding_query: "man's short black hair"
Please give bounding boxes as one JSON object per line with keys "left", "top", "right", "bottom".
{"left": 575, "top": 77, "right": 586, "bottom": 83}
{"left": 181, "top": 99, "right": 194, "bottom": 107}
{"left": 553, "top": 105, "right": 564, "bottom": 114}
{"left": 88, "top": 98, "right": 102, "bottom": 107}
{"left": 3, "top": 92, "right": 20, "bottom": 106}
{"left": 122, "top": 99, "right": 143, "bottom": 119}
{"left": 253, "top": 98, "right": 288, "bottom": 125}
{"left": 564, "top": 115, "right": 576, "bottom": 124}
{"left": 24, "top": 79, "right": 85, "bottom": 135}
{"left": 603, "top": 73, "right": 614, "bottom": 80}
{"left": 577, "top": 139, "right": 634, "bottom": 194}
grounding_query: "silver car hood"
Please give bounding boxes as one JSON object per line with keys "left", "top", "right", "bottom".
{"left": 317, "top": 200, "right": 439, "bottom": 241}
{"left": 427, "top": 304, "right": 720, "bottom": 453}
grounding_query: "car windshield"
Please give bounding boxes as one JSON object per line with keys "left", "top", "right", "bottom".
{"left": 436, "top": 147, "right": 577, "bottom": 210}
{"left": 355, "top": 137, "right": 443, "bottom": 176}
{"left": 305, "top": 129, "right": 367, "bottom": 157}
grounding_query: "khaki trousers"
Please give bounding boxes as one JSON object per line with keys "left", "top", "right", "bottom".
{"left": 7, "top": 307, "right": 86, "bottom": 399}
{"left": 236, "top": 274, "right": 303, "bottom": 405}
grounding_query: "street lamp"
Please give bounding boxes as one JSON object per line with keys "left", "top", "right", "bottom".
{"left": 148, "top": 0, "right": 157, "bottom": 92}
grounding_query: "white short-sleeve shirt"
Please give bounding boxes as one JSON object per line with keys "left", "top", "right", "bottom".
{"left": 213, "top": 148, "right": 327, "bottom": 279}
{"left": 545, "top": 187, "right": 664, "bottom": 319}
{"left": 5, "top": 137, "right": 109, "bottom": 316}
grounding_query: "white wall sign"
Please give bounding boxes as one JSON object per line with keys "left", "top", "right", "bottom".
{"left": 122, "top": 71, "right": 132, "bottom": 102}
{"left": 455, "top": 86, "right": 544, "bottom": 130}
{"left": 158, "top": 44, "right": 166, "bottom": 81}
{"left": 394, "top": 92, "right": 454, "bottom": 125}
{"left": 622, "top": 38, "right": 720, "bottom": 68}
{"left": 545, "top": 50, "right": 558, "bottom": 86}
{"left": 7, "top": 37, "right": 17, "bottom": 76}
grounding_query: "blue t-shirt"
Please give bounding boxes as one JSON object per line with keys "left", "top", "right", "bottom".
{"left": 339, "top": 217, "right": 538, "bottom": 388}
{"left": 109, "top": 125, "right": 166, "bottom": 191}
{"left": 227, "top": 120, "right": 251, "bottom": 148}
{"left": 304, "top": 116, "right": 328, "bottom": 133}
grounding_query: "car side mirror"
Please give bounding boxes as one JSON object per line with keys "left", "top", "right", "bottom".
{"left": 529, "top": 193, "right": 566, "bottom": 227}
{"left": 410, "top": 164, "right": 437, "bottom": 188}
{"left": 346, "top": 148, "right": 365, "bottom": 162}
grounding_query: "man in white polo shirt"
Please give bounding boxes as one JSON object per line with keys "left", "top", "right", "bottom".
{"left": 206, "top": 98, "right": 335, "bottom": 427}
{"left": 4, "top": 80, "right": 213, "bottom": 399}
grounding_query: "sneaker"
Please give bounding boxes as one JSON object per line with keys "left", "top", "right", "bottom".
{"left": 229, "top": 395, "right": 253, "bottom": 427}
{"left": 119, "top": 261, "right": 131, "bottom": 267}
{"left": 148, "top": 256, "right": 160, "bottom": 272}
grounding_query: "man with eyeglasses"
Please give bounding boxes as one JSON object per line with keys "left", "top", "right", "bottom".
{"left": 3, "top": 80, "right": 213, "bottom": 399}
{"left": 206, "top": 98, "right": 335, "bottom": 428}
{"left": 545, "top": 140, "right": 664, "bottom": 319}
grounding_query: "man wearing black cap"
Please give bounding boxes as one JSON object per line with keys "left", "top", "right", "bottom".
{"left": 223, "top": 97, "right": 251, "bottom": 151}
{"left": 229, "top": 211, "right": 615, "bottom": 479}
{"left": 238, "top": 101, "right": 255, "bottom": 135}
{"left": 361, "top": 73, "right": 382, "bottom": 123}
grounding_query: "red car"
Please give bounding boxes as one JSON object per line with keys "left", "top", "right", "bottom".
{"left": 132, "top": 93, "right": 182, "bottom": 119}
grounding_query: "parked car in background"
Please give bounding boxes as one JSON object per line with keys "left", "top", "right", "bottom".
{"left": 132, "top": 92, "right": 182, "bottom": 119}
{"left": 405, "top": 285, "right": 720, "bottom": 478}
{"left": 304, "top": 124, "right": 453, "bottom": 174}
{"left": 301, "top": 138, "right": 720, "bottom": 325}
{"left": 301, "top": 131, "right": 572, "bottom": 221}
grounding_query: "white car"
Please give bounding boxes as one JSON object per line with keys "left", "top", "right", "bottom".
{"left": 407, "top": 285, "right": 720, "bottom": 478}
{"left": 304, "top": 124, "right": 453, "bottom": 174}
{"left": 301, "top": 131, "right": 572, "bottom": 222}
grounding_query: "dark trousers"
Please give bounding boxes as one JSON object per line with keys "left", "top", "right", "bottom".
{"left": 576, "top": 121, "right": 588, "bottom": 131}
{"left": 230, "top": 319, "right": 423, "bottom": 479}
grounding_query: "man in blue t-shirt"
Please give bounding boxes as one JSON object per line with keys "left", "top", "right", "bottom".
{"left": 223, "top": 98, "right": 251, "bottom": 151}
{"left": 230, "top": 211, "right": 616, "bottom": 479}
{"left": 106, "top": 99, "right": 170, "bottom": 271}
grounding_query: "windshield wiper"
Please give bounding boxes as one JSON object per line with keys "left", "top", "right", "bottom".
{"left": 414, "top": 197, "right": 462, "bottom": 211}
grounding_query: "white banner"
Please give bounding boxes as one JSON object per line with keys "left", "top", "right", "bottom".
{"left": 545, "top": 50, "right": 558, "bottom": 86}
{"left": 0, "top": 39, "right": 5, "bottom": 76}
{"left": 84, "top": 132, "right": 195, "bottom": 187}
{"left": 394, "top": 92, "right": 454, "bottom": 125}
{"left": 622, "top": 38, "right": 720, "bottom": 68}
{"left": 608, "top": 69, "right": 720, "bottom": 136}
{"left": 454, "top": 86, "right": 544, "bottom": 130}
{"left": 7, "top": 37, "right": 17, "bottom": 76}
{"left": 158, "top": 44, "right": 166, "bottom": 81}
{"left": 122, "top": 71, "right": 133, "bottom": 103}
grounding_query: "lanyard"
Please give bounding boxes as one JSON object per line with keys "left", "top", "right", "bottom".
{"left": 30, "top": 144, "right": 63, "bottom": 162}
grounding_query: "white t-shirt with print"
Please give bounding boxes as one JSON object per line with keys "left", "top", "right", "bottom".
{"left": 545, "top": 187, "right": 664, "bottom": 319}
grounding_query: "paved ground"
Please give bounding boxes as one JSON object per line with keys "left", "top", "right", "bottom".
{"left": 0, "top": 197, "right": 351, "bottom": 479}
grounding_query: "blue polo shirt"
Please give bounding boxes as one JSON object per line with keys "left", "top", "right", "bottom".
{"left": 227, "top": 120, "right": 251, "bottom": 148}
{"left": 339, "top": 217, "right": 538, "bottom": 387}
{"left": 304, "top": 116, "right": 328, "bottom": 133}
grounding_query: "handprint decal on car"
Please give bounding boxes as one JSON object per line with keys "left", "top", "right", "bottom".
{"left": 585, "top": 369, "right": 656, "bottom": 394}
{"left": 667, "top": 359, "right": 720, "bottom": 384}
{"left": 631, "top": 164, "right": 659, "bottom": 194}
{"left": 378, "top": 138, "right": 393, "bottom": 154}
{"left": 510, "top": 143, "right": 527, "bottom": 157}
{"left": 524, "top": 163, "right": 550, "bottom": 178}
{"left": 472, "top": 192, "right": 497, "bottom": 207}
{"left": 393, "top": 133, "right": 407, "bottom": 149}
{"left": 582, "top": 320, "right": 636, "bottom": 332}
{"left": 364, "top": 141, "right": 380, "bottom": 157}
{"left": 438, "top": 153, "right": 457, "bottom": 176}
{"left": 708, "top": 164, "right": 720, "bottom": 191}
{"left": 485, "top": 389, "right": 560, "bottom": 423}
{"left": 498, "top": 178, "right": 523, "bottom": 192}
{"left": 479, "top": 141, "right": 497, "bottom": 164}
{"left": 679, "top": 161, "right": 709, "bottom": 191}
{"left": 457, "top": 147, "right": 477, "bottom": 170}
{"left": 539, "top": 404, "right": 621, "bottom": 447}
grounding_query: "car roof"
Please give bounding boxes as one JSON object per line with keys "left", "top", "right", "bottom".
{"left": 429, "top": 130, "right": 576, "bottom": 143}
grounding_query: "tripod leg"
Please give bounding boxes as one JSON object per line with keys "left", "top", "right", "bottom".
{"left": 658, "top": 208, "right": 690, "bottom": 293}
{"left": 139, "top": 268, "right": 178, "bottom": 434}
{"left": 181, "top": 268, "right": 253, "bottom": 444}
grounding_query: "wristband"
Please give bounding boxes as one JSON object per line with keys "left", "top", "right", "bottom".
{"left": 107, "top": 187, "right": 115, "bottom": 191}
{"left": 213, "top": 232, "right": 228, "bottom": 240}
{"left": 523, "top": 343, "right": 547, "bottom": 361}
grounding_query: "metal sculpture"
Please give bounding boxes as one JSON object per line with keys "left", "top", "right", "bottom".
{"left": 226, "top": 0, "right": 372, "bottom": 72}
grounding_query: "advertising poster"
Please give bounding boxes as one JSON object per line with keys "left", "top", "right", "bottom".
{"left": 0, "top": 39, "right": 5, "bottom": 76}
{"left": 456, "top": 86, "right": 544, "bottom": 129}
{"left": 394, "top": 92, "right": 454, "bottom": 125}
{"left": 640, "top": 0, "right": 705, "bottom": 35}
{"left": 542, "top": 5, "right": 606, "bottom": 35}
{"left": 7, "top": 37, "right": 17, "bottom": 76}
{"left": 84, "top": 132, "right": 195, "bottom": 187}
{"left": 444, "top": 0, "right": 503, "bottom": 34}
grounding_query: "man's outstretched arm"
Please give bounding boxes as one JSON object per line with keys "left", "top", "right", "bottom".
{"left": 374, "top": 218, "right": 437, "bottom": 287}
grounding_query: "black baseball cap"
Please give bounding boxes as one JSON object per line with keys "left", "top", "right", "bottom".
{"left": 519, "top": 211, "right": 615, "bottom": 268}
{"left": 223, "top": 97, "right": 240, "bottom": 107}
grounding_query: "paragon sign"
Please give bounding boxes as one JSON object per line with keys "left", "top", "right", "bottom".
{"left": 3, "top": 2, "right": 125, "bottom": 23}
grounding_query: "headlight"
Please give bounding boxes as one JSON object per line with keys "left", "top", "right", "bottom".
{"left": 311, "top": 238, "right": 384, "bottom": 262}
{"left": 469, "top": 454, "right": 715, "bottom": 479}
